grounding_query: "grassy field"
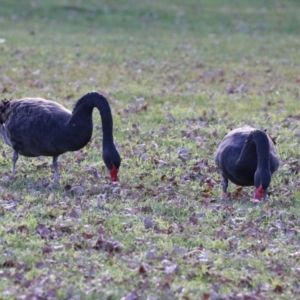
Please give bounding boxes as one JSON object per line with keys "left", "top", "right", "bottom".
{"left": 1, "top": 0, "right": 300, "bottom": 299}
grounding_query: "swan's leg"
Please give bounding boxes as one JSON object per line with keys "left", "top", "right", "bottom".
{"left": 52, "top": 156, "right": 59, "bottom": 183}
{"left": 263, "top": 188, "right": 268, "bottom": 201}
{"left": 11, "top": 151, "right": 19, "bottom": 177}
{"left": 221, "top": 176, "right": 229, "bottom": 198}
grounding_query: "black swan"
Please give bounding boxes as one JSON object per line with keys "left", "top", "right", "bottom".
{"left": 0, "top": 92, "right": 121, "bottom": 183}
{"left": 214, "top": 126, "right": 279, "bottom": 201}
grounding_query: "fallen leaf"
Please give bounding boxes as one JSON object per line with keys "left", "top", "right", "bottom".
{"left": 274, "top": 285, "right": 283, "bottom": 293}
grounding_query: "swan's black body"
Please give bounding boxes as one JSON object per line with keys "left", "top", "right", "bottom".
{"left": 0, "top": 92, "right": 121, "bottom": 182}
{"left": 214, "top": 126, "right": 279, "bottom": 200}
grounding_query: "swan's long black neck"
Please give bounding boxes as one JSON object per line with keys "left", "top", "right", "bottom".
{"left": 252, "top": 130, "right": 270, "bottom": 170}
{"left": 237, "top": 130, "right": 270, "bottom": 169}
{"left": 70, "top": 92, "right": 114, "bottom": 147}
{"left": 69, "top": 92, "right": 120, "bottom": 181}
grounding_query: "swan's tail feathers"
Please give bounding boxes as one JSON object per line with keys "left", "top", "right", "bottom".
{"left": 0, "top": 99, "right": 11, "bottom": 124}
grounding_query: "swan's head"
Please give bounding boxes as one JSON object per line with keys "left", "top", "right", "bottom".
{"left": 254, "top": 168, "right": 271, "bottom": 200}
{"left": 103, "top": 147, "right": 121, "bottom": 182}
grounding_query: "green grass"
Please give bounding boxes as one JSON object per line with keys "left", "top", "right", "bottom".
{"left": 1, "top": 0, "right": 300, "bottom": 299}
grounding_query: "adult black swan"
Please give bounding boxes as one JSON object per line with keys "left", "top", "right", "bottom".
{"left": 214, "top": 126, "right": 279, "bottom": 201}
{"left": 0, "top": 92, "right": 121, "bottom": 183}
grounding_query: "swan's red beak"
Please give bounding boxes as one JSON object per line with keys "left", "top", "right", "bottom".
{"left": 110, "top": 165, "right": 119, "bottom": 182}
{"left": 254, "top": 185, "right": 264, "bottom": 200}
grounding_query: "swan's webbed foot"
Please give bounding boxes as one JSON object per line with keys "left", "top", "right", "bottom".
{"left": 221, "top": 191, "right": 230, "bottom": 199}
